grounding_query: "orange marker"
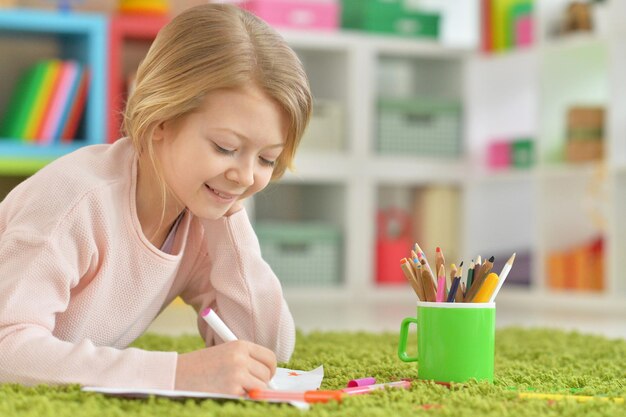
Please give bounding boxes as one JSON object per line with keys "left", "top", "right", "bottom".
{"left": 248, "top": 389, "right": 343, "bottom": 404}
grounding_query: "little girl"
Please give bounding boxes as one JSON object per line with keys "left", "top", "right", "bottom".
{"left": 0, "top": 3, "right": 311, "bottom": 396}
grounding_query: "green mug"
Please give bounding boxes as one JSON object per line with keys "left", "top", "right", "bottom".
{"left": 398, "top": 301, "right": 496, "bottom": 383}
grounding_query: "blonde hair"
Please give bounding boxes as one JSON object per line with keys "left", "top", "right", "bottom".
{"left": 123, "top": 3, "right": 312, "bottom": 185}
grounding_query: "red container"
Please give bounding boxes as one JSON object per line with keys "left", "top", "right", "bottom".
{"left": 375, "top": 208, "right": 412, "bottom": 285}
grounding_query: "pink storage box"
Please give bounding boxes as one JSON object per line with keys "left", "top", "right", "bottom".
{"left": 486, "top": 140, "right": 511, "bottom": 170}
{"left": 240, "top": 0, "right": 339, "bottom": 31}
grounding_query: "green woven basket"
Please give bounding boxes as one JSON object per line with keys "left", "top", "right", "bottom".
{"left": 377, "top": 98, "right": 462, "bottom": 157}
{"left": 255, "top": 222, "right": 342, "bottom": 287}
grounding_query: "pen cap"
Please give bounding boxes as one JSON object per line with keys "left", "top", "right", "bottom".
{"left": 346, "top": 377, "right": 376, "bottom": 388}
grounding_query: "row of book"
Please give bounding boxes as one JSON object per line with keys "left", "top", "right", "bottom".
{"left": 481, "top": 0, "right": 534, "bottom": 53}
{"left": 0, "top": 59, "right": 90, "bottom": 143}
{"left": 547, "top": 237, "right": 604, "bottom": 292}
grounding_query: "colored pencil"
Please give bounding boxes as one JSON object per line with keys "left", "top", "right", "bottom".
{"left": 400, "top": 258, "right": 424, "bottom": 301}
{"left": 473, "top": 272, "right": 499, "bottom": 302}
{"left": 411, "top": 257, "right": 427, "bottom": 301}
{"left": 466, "top": 256, "right": 494, "bottom": 302}
{"left": 435, "top": 247, "right": 445, "bottom": 284}
{"left": 436, "top": 265, "right": 446, "bottom": 302}
{"left": 518, "top": 392, "right": 624, "bottom": 404}
{"left": 413, "top": 244, "right": 434, "bottom": 279}
{"left": 489, "top": 253, "right": 516, "bottom": 302}
{"left": 420, "top": 259, "right": 437, "bottom": 302}
{"left": 447, "top": 277, "right": 461, "bottom": 302}
{"left": 448, "top": 263, "right": 457, "bottom": 297}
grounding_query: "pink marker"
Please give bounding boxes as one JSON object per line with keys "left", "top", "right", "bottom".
{"left": 201, "top": 307, "right": 237, "bottom": 342}
{"left": 342, "top": 380, "right": 411, "bottom": 395}
{"left": 346, "top": 377, "right": 376, "bottom": 388}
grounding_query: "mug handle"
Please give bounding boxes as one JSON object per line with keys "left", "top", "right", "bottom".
{"left": 398, "top": 316, "right": 418, "bottom": 362}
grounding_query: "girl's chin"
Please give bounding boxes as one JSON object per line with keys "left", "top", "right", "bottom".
{"left": 187, "top": 206, "right": 232, "bottom": 221}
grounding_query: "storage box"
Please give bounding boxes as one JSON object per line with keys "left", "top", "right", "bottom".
{"left": 341, "top": 0, "right": 439, "bottom": 38}
{"left": 512, "top": 138, "right": 534, "bottom": 168}
{"left": 375, "top": 208, "right": 412, "bottom": 285}
{"left": 377, "top": 99, "right": 461, "bottom": 157}
{"left": 241, "top": 0, "right": 340, "bottom": 31}
{"left": 546, "top": 238, "right": 604, "bottom": 292}
{"left": 298, "top": 99, "right": 344, "bottom": 151}
{"left": 565, "top": 106, "right": 604, "bottom": 163}
{"left": 486, "top": 140, "right": 511, "bottom": 170}
{"left": 255, "top": 222, "right": 342, "bottom": 286}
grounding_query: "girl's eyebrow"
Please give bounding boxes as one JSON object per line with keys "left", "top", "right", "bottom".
{"left": 265, "top": 143, "right": 285, "bottom": 149}
{"left": 214, "top": 127, "right": 284, "bottom": 149}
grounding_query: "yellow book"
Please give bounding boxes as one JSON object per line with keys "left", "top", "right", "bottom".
{"left": 493, "top": 0, "right": 516, "bottom": 51}
{"left": 23, "top": 60, "right": 62, "bottom": 141}
{"left": 417, "top": 185, "right": 460, "bottom": 265}
{"left": 118, "top": 0, "right": 169, "bottom": 14}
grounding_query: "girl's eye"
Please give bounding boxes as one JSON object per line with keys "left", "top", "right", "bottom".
{"left": 214, "top": 143, "right": 235, "bottom": 155}
{"left": 259, "top": 157, "right": 276, "bottom": 168}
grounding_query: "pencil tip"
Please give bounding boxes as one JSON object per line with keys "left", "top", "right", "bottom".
{"left": 489, "top": 256, "right": 495, "bottom": 262}
{"left": 436, "top": 247, "right": 441, "bottom": 253}
{"left": 459, "top": 261, "right": 464, "bottom": 267}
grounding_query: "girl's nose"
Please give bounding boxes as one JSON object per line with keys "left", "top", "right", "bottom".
{"left": 225, "top": 158, "right": 254, "bottom": 187}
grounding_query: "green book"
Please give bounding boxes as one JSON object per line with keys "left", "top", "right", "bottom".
{"left": 0, "top": 61, "right": 49, "bottom": 140}
{"left": 508, "top": 0, "right": 533, "bottom": 48}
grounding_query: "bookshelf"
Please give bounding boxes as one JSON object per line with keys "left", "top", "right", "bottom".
{"left": 461, "top": 0, "right": 624, "bottom": 311}
{"left": 0, "top": 3, "right": 624, "bottom": 317}
{"left": 0, "top": 9, "right": 107, "bottom": 174}
{"left": 263, "top": 5, "right": 625, "bottom": 313}
{"left": 107, "top": 13, "right": 168, "bottom": 143}
{"left": 273, "top": 31, "right": 471, "bottom": 303}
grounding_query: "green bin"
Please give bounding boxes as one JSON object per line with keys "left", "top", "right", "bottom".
{"left": 341, "top": 0, "right": 440, "bottom": 38}
{"left": 255, "top": 222, "right": 342, "bottom": 287}
{"left": 377, "top": 98, "right": 462, "bottom": 157}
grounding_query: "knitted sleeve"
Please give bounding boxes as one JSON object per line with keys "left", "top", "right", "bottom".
{"left": 181, "top": 209, "right": 295, "bottom": 362}
{"left": 0, "top": 208, "right": 177, "bottom": 390}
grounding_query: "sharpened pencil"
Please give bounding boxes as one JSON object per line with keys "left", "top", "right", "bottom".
{"left": 420, "top": 259, "right": 438, "bottom": 302}
{"left": 489, "top": 253, "right": 516, "bottom": 302}
{"left": 401, "top": 258, "right": 423, "bottom": 301}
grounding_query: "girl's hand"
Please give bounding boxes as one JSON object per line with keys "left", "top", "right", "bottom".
{"left": 174, "top": 340, "right": 277, "bottom": 395}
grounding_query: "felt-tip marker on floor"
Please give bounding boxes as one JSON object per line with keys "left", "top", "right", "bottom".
{"left": 247, "top": 380, "right": 412, "bottom": 404}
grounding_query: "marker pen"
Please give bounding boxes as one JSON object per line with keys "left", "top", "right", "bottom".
{"left": 248, "top": 380, "right": 411, "bottom": 404}
{"left": 201, "top": 307, "right": 277, "bottom": 390}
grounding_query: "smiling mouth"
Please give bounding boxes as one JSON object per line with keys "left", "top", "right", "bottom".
{"left": 205, "top": 185, "right": 239, "bottom": 201}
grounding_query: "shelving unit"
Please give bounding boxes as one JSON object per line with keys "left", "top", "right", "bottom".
{"left": 273, "top": 31, "right": 470, "bottom": 304}
{"left": 268, "top": 3, "right": 626, "bottom": 313}
{"left": 107, "top": 13, "right": 168, "bottom": 143}
{"left": 0, "top": 9, "right": 107, "bottom": 174}
{"left": 474, "top": 2, "right": 623, "bottom": 309}
{"left": 0, "top": 4, "right": 624, "bottom": 316}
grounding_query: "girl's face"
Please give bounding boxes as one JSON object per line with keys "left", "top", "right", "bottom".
{"left": 153, "top": 85, "right": 288, "bottom": 220}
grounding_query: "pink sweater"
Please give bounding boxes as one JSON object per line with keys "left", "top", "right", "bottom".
{"left": 0, "top": 138, "right": 295, "bottom": 390}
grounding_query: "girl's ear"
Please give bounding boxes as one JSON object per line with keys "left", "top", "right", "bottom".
{"left": 152, "top": 121, "right": 167, "bottom": 142}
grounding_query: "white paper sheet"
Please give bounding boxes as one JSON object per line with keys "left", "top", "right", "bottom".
{"left": 82, "top": 365, "right": 324, "bottom": 410}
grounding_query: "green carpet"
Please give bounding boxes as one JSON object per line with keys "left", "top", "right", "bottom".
{"left": 1, "top": 328, "right": 624, "bottom": 416}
